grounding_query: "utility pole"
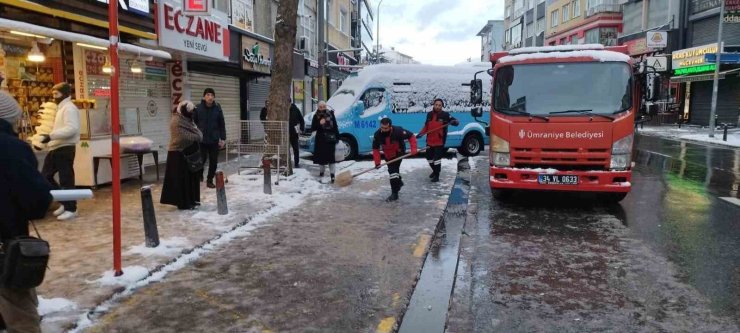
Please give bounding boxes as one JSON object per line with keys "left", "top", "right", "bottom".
{"left": 375, "top": 0, "right": 383, "bottom": 63}
{"left": 318, "top": 0, "right": 326, "bottom": 101}
{"left": 708, "top": 0, "right": 725, "bottom": 137}
{"left": 108, "top": 0, "right": 122, "bottom": 276}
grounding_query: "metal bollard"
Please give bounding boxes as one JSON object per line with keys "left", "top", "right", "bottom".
{"left": 262, "top": 158, "right": 272, "bottom": 195}
{"left": 140, "top": 186, "right": 160, "bottom": 248}
{"left": 723, "top": 124, "right": 728, "bottom": 142}
{"left": 216, "top": 171, "right": 228, "bottom": 215}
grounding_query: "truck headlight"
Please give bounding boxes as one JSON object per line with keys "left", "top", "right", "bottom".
{"left": 610, "top": 134, "right": 633, "bottom": 170}
{"left": 492, "top": 134, "right": 510, "bottom": 167}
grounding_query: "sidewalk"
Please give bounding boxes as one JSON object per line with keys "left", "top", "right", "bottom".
{"left": 636, "top": 125, "right": 740, "bottom": 148}
{"left": 34, "top": 154, "right": 461, "bottom": 332}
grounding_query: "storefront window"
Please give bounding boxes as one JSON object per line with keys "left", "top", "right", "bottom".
{"left": 0, "top": 39, "right": 62, "bottom": 140}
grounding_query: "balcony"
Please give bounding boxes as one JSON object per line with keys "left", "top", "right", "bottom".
{"left": 586, "top": 4, "right": 622, "bottom": 17}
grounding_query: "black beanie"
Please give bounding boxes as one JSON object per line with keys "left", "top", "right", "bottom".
{"left": 203, "top": 88, "right": 215, "bottom": 97}
{"left": 52, "top": 82, "right": 72, "bottom": 97}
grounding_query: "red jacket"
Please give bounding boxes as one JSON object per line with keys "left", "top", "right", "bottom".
{"left": 418, "top": 110, "right": 458, "bottom": 147}
{"left": 372, "top": 126, "right": 417, "bottom": 165}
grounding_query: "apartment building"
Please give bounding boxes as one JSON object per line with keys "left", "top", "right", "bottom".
{"left": 545, "top": 0, "right": 622, "bottom": 46}
{"left": 477, "top": 20, "right": 505, "bottom": 61}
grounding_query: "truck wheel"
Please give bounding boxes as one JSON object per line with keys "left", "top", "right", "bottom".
{"left": 339, "top": 135, "right": 358, "bottom": 160}
{"left": 491, "top": 189, "right": 512, "bottom": 201}
{"left": 460, "top": 133, "right": 483, "bottom": 156}
{"left": 604, "top": 192, "right": 628, "bottom": 203}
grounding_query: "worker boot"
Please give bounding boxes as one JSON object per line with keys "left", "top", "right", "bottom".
{"left": 385, "top": 192, "right": 399, "bottom": 202}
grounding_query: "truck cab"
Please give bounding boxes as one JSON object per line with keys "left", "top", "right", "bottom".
{"left": 471, "top": 44, "right": 638, "bottom": 202}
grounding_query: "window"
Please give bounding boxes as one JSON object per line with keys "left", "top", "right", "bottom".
{"left": 327, "top": 0, "right": 334, "bottom": 25}
{"left": 362, "top": 88, "right": 385, "bottom": 109}
{"left": 231, "top": 0, "right": 254, "bottom": 32}
{"left": 505, "top": 5, "right": 511, "bottom": 18}
{"left": 339, "top": 9, "right": 347, "bottom": 33}
{"left": 560, "top": 37, "right": 567, "bottom": 45}
{"left": 551, "top": 9, "right": 559, "bottom": 27}
{"left": 585, "top": 28, "right": 599, "bottom": 43}
{"left": 573, "top": 0, "right": 581, "bottom": 17}
{"left": 527, "top": 23, "right": 535, "bottom": 38}
{"left": 213, "top": 0, "right": 229, "bottom": 13}
{"left": 571, "top": 34, "right": 580, "bottom": 44}
{"left": 585, "top": 27, "right": 617, "bottom": 45}
{"left": 536, "top": 18, "right": 545, "bottom": 35}
{"left": 563, "top": 4, "right": 570, "bottom": 22}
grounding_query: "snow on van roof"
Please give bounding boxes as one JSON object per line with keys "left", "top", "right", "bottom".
{"left": 507, "top": 44, "right": 605, "bottom": 55}
{"left": 498, "top": 50, "right": 631, "bottom": 64}
{"left": 327, "top": 64, "right": 490, "bottom": 118}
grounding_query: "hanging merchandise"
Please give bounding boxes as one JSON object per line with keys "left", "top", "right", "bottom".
{"left": 30, "top": 102, "right": 57, "bottom": 150}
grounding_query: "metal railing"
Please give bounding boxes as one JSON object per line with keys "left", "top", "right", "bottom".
{"left": 225, "top": 120, "right": 291, "bottom": 183}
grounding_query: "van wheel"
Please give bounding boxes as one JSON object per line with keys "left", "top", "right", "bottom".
{"left": 339, "top": 135, "right": 358, "bottom": 160}
{"left": 460, "top": 133, "right": 483, "bottom": 156}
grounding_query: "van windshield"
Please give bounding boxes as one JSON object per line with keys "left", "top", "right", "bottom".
{"left": 327, "top": 89, "right": 357, "bottom": 114}
{"left": 493, "top": 62, "right": 632, "bottom": 115}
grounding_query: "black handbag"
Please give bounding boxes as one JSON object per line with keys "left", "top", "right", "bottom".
{"left": 0, "top": 223, "right": 50, "bottom": 289}
{"left": 183, "top": 144, "right": 204, "bottom": 172}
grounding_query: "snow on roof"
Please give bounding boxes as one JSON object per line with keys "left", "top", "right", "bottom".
{"left": 498, "top": 50, "right": 631, "bottom": 64}
{"left": 327, "top": 64, "right": 490, "bottom": 117}
{"left": 507, "top": 44, "right": 606, "bottom": 55}
{"left": 0, "top": 18, "right": 171, "bottom": 59}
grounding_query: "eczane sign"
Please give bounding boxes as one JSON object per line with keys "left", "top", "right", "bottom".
{"left": 157, "top": 0, "right": 229, "bottom": 61}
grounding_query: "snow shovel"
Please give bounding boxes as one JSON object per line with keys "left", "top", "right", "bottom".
{"left": 335, "top": 147, "right": 429, "bottom": 187}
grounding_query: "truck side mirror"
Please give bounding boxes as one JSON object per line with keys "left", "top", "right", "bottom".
{"left": 471, "top": 106, "right": 483, "bottom": 118}
{"left": 470, "top": 79, "right": 483, "bottom": 105}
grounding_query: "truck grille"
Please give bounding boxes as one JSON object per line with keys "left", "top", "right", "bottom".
{"left": 512, "top": 147, "right": 609, "bottom": 171}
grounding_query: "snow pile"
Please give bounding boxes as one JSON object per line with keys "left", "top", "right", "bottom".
{"left": 124, "top": 237, "right": 192, "bottom": 258}
{"left": 638, "top": 126, "right": 740, "bottom": 148}
{"left": 499, "top": 50, "right": 631, "bottom": 64}
{"left": 38, "top": 297, "right": 77, "bottom": 316}
{"left": 89, "top": 266, "right": 150, "bottom": 286}
{"left": 336, "top": 157, "right": 458, "bottom": 182}
{"left": 508, "top": 44, "right": 605, "bottom": 55}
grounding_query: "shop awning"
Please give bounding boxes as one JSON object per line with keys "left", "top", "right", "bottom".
{"left": 0, "top": 18, "right": 171, "bottom": 60}
{"left": 670, "top": 68, "right": 740, "bottom": 83}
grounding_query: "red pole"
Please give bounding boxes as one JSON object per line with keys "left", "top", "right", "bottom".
{"left": 108, "top": 0, "right": 123, "bottom": 276}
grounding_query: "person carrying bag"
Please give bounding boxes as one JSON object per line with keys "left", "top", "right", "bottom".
{"left": 161, "top": 101, "right": 204, "bottom": 210}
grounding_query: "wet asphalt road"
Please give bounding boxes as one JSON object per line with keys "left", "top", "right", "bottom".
{"left": 447, "top": 136, "right": 740, "bottom": 332}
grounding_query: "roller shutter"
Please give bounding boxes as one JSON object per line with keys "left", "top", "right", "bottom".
{"left": 189, "top": 72, "right": 241, "bottom": 143}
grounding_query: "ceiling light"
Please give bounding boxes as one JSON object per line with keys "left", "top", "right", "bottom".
{"left": 10, "top": 31, "right": 46, "bottom": 38}
{"left": 102, "top": 56, "right": 114, "bottom": 74}
{"left": 77, "top": 43, "right": 108, "bottom": 50}
{"left": 27, "top": 42, "right": 45, "bottom": 62}
{"left": 130, "top": 59, "right": 143, "bottom": 73}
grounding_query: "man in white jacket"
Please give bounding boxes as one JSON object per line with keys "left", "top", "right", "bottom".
{"left": 39, "top": 83, "right": 80, "bottom": 221}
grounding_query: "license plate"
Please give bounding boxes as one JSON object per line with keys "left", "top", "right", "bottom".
{"left": 538, "top": 174, "right": 579, "bottom": 185}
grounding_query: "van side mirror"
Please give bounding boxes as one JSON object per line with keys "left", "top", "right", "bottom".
{"left": 470, "top": 79, "right": 483, "bottom": 105}
{"left": 471, "top": 107, "right": 483, "bottom": 118}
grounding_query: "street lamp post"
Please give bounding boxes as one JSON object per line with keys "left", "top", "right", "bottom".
{"left": 375, "top": 0, "right": 383, "bottom": 63}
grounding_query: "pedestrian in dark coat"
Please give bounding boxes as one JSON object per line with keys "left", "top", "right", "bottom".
{"left": 289, "top": 99, "right": 305, "bottom": 168}
{"left": 259, "top": 100, "right": 269, "bottom": 121}
{"left": 416, "top": 98, "right": 459, "bottom": 182}
{"left": 193, "top": 88, "right": 226, "bottom": 189}
{"left": 161, "top": 101, "right": 203, "bottom": 210}
{"left": 372, "top": 118, "right": 417, "bottom": 202}
{"left": 0, "top": 91, "right": 52, "bottom": 333}
{"left": 310, "top": 101, "right": 339, "bottom": 182}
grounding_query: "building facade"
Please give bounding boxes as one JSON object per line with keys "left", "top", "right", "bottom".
{"left": 353, "top": 0, "right": 374, "bottom": 65}
{"left": 379, "top": 47, "right": 419, "bottom": 64}
{"left": 504, "top": 0, "right": 547, "bottom": 50}
{"left": 477, "top": 20, "right": 505, "bottom": 61}
{"left": 545, "top": 0, "right": 623, "bottom": 46}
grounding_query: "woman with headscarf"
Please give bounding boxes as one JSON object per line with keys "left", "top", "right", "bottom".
{"left": 310, "top": 101, "right": 339, "bottom": 183}
{"left": 161, "top": 101, "right": 203, "bottom": 210}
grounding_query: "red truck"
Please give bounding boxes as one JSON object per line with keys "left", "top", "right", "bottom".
{"left": 470, "top": 44, "right": 655, "bottom": 202}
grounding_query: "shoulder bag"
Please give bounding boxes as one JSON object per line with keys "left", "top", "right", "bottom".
{"left": 0, "top": 222, "right": 50, "bottom": 289}
{"left": 183, "top": 143, "right": 204, "bottom": 172}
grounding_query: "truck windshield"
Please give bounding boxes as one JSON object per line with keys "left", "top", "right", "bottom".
{"left": 493, "top": 62, "right": 632, "bottom": 115}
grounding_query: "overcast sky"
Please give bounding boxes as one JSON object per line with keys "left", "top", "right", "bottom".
{"left": 377, "top": 0, "right": 505, "bottom": 65}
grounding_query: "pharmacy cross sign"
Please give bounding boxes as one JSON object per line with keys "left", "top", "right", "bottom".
{"left": 183, "top": 0, "right": 210, "bottom": 15}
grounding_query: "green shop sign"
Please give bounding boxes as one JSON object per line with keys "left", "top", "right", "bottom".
{"left": 673, "top": 63, "right": 716, "bottom": 75}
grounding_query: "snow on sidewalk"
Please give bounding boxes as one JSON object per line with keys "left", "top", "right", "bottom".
{"left": 637, "top": 126, "right": 740, "bottom": 148}
{"left": 35, "top": 157, "right": 456, "bottom": 332}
